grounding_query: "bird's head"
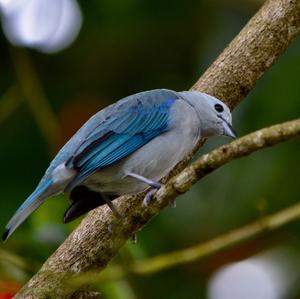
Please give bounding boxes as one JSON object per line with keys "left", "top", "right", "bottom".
{"left": 179, "top": 91, "right": 237, "bottom": 139}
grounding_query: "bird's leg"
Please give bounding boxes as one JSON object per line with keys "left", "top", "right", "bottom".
{"left": 102, "top": 194, "right": 122, "bottom": 219}
{"left": 143, "top": 189, "right": 159, "bottom": 206}
{"left": 104, "top": 193, "right": 138, "bottom": 242}
{"left": 108, "top": 172, "right": 162, "bottom": 234}
{"left": 126, "top": 172, "right": 162, "bottom": 206}
{"left": 126, "top": 172, "right": 161, "bottom": 189}
{"left": 102, "top": 194, "right": 125, "bottom": 234}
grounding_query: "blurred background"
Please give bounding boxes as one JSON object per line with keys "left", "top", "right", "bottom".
{"left": 0, "top": 0, "right": 300, "bottom": 298}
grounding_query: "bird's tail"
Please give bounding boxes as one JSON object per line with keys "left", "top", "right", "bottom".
{"left": 3, "top": 178, "right": 56, "bottom": 241}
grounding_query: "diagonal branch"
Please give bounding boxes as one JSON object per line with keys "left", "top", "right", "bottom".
{"left": 15, "top": 0, "right": 300, "bottom": 298}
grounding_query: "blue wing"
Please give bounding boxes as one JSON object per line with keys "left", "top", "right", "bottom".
{"left": 65, "top": 90, "right": 177, "bottom": 190}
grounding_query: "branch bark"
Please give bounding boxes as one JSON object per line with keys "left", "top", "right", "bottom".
{"left": 15, "top": 0, "right": 300, "bottom": 298}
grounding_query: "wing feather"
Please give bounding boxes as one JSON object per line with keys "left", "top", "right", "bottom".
{"left": 65, "top": 90, "right": 178, "bottom": 190}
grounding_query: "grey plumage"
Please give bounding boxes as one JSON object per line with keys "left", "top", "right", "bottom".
{"left": 3, "top": 89, "right": 236, "bottom": 240}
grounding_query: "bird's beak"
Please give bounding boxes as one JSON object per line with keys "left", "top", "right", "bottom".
{"left": 218, "top": 115, "right": 237, "bottom": 139}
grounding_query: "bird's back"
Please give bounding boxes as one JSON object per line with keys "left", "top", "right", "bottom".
{"left": 41, "top": 89, "right": 180, "bottom": 184}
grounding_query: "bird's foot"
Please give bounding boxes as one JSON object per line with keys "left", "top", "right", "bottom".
{"left": 105, "top": 198, "right": 124, "bottom": 234}
{"left": 148, "top": 181, "right": 162, "bottom": 189}
{"left": 104, "top": 198, "right": 122, "bottom": 219}
{"left": 143, "top": 189, "right": 157, "bottom": 206}
{"left": 125, "top": 172, "right": 162, "bottom": 206}
{"left": 143, "top": 183, "right": 162, "bottom": 206}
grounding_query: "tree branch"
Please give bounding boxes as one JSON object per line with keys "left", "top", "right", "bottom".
{"left": 15, "top": 0, "right": 300, "bottom": 298}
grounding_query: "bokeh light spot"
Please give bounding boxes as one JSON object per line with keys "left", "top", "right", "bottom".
{"left": 0, "top": 0, "right": 82, "bottom": 53}
{"left": 208, "top": 260, "right": 282, "bottom": 299}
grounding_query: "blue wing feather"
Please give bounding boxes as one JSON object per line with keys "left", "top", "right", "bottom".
{"left": 65, "top": 91, "right": 177, "bottom": 190}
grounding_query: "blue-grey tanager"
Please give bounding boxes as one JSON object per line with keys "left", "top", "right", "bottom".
{"left": 3, "top": 89, "right": 236, "bottom": 240}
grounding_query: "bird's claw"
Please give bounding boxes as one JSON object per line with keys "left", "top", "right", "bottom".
{"left": 149, "top": 182, "right": 162, "bottom": 189}
{"left": 143, "top": 184, "right": 162, "bottom": 206}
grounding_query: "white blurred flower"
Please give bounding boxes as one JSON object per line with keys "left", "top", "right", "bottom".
{"left": 208, "top": 248, "right": 300, "bottom": 299}
{"left": 208, "top": 260, "right": 280, "bottom": 299}
{"left": 0, "top": 0, "right": 82, "bottom": 53}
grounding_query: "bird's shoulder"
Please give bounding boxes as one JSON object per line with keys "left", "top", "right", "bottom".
{"left": 75, "top": 89, "right": 180, "bottom": 134}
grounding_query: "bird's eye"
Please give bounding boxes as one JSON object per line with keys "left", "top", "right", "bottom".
{"left": 214, "top": 104, "right": 224, "bottom": 113}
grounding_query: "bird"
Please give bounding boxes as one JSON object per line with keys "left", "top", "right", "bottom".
{"left": 2, "top": 89, "right": 236, "bottom": 241}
